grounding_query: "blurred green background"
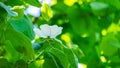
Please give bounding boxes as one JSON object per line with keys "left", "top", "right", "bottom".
{"left": 48, "top": 0, "right": 120, "bottom": 68}
{"left": 0, "top": 0, "right": 120, "bottom": 68}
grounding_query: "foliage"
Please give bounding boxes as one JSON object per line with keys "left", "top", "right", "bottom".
{"left": 0, "top": 0, "right": 120, "bottom": 68}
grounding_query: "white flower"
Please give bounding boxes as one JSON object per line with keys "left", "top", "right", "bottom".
{"left": 34, "top": 24, "right": 63, "bottom": 38}
{"left": 24, "top": 5, "right": 41, "bottom": 17}
{"left": 39, "top": 0, "right": 53, "bottom": 6}
{"left": 78, "top": 63, "right": 84, "bottom": 68}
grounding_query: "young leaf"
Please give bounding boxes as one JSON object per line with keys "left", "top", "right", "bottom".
{"left": 11, "top": 6, "right": 24, "bottom": 19}
{"left": 4, "top": 24, "right": 35, "bottom": 59}
{"left": 41, "top": 4, "right": 53, "bottom": 21}
{"left": 10, "top": 16, "right": 35, "bottom": 40}
{"left": 0, "top": 2, "right": 18, "bottom": 16}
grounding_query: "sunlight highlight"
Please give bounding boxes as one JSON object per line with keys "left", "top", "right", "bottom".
{"left": 53, "top": 0, "right": 57, "bottom": 5}
{"left": 101, "top": 29, "right": 107, "bottom": 36}
{"left": 64, "top": 0, "right": 77, "bottom": 6}
{"left": 78, "top": 63, "right": 87, "bottom": 68}
{"left": 86, "top": 0, "right": 91, "bottom": 2}
{"left": 35, "top": 35, "right": 40, "bottom": 40}
{"left": 36, "top": 59, "right": 45, "bottom": 67}
{"left": 81, "top": 33, "right": 88, "bottom": 38}
{"left": 61, "top": 33, "right": 71, "bottom": 43}
{"left": 100, "top": 51, "right": 104, "bottom": 54}
{"left": 100, "top": 56, "right": 107, "bottom": 63}
{"left": 107, "top": 23, "right": 120, "bottom": 33}
{"left": 78, "top": 0, "right": 83, "bottom": 5}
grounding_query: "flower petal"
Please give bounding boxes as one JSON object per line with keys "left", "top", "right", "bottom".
{"left": 34, "top": 24, "right": 63, "bottom": 38}
{"left": 24, "top": 5, "right": 41, "bottom": 17}
{"left": 39, "top": 0, "right": 53, "bottom": 6}
{"left": 40, "top": 24, "right": 51, "bottom": 37}
{"left": 33, "top": 27, "right": 47, "bottom": 38}
{"left": 50, "top": 25, "right": 63, "bottom": 38}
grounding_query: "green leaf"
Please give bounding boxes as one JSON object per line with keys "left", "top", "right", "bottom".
{"left": 63, "top": 48, "right": 78, "bottom": 68}
{"left": 68, "top": 16, "right": 99, "bottom": 37}
{"left": 72, "top": 45, "right": 85, "bottom": 61}
{"left": 49, "top": 47, "right": 70, "bottom": 68}
{"left": 4, "top": 0, "right": 23, "bottom": 6}
{"left": 42, "top": 52, "right": 59, "bottom": 68}
{"left": 11, "top": 6, "right": 24, "bottom": 19}
{"left": 0, "top": 27, "right": 6, "bottom": 46}
{"left": 100, "top": 34, "right": 119, "bottom": 56}
{"left": 90, "top": 2, "right": 108, "bottom": 16}
{"left": 90, "top": 2, "right": 108, "bottom": 10}
{"left": 28, "top": 62, "right": 38, "bottom": 68}
{"left": 10, "top": 16, "right": 35, "bottom": 40}
{"left": 0, "top": 47, "right": 6, "bottom": 56}
{"left": 41, "top": 39, "right": 78, "bottom": 68}
{"left": 41, "top": 4, "right": 53, "bottom": 21}
{"left": 4, "top": 40, "right": 26, "bottom": 63}
{"left": 14, "top": 59, "right": 27, "bottom": 68}
{"left": 4, "top": 24, "right": 34, "bottom": 59}
{"left": 109, "top": 55, "right": 120, "bottom": 63}
{"left": 0, "top": 2, "right": 18, "bottom": 16}
{"left": 43, "top": 58, "right": 58, "bottom": 68}
{"left": 3, "top": 40, "right": 25, "bottom": 63}
{"left": 22, "top": 0, "right": 41, "bottom": 7}
{"left": 49, "top": 39, "right": 64, "bottom": 50}
{"left": 0, "top": 58, "right": 13, "bottom": 68}
{"left": 102, "top": 0, "right": 120, "bottom": 10}
{"left": 109, "top": 39, "right": 120, "bottom": 48}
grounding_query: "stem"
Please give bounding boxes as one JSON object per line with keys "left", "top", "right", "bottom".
{"left": 28, "top": 50, "right": 44, "bottom": 64}
{"left": 47, "top": 52, "right": 59, "bottom": 68}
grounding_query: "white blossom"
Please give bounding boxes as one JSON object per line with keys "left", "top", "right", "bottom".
{"left": 34, "top": 24, "right": 63, "bottom": 38}
{"left": 78, "top": 63, "right": 84, "bottom": 68}
{"left": 39, "top": 0, "right": 53, "bottom": 6}
{"left": 24, "top": 5, "right": 41, "bottom": 17}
